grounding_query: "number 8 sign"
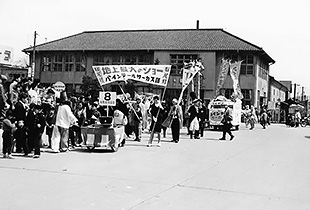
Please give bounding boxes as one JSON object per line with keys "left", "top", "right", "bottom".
{"left": 99, "top": 91, "right": 117, "bottom": 106}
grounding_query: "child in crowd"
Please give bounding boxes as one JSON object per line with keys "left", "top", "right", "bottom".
{"left": 2, "top": 110, "right": 16, "bottom": 159}
{"left": 13, "top": 120, "right": 29, "bottom": 156}
{"left": 45, "top": 107, "right": 56, "bottom": 148}
{"left": 32, "top": 105, "right": 46, "bottom": 158}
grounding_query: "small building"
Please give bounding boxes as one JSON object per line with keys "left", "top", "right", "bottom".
{"left": 23, "top": 28, "right": 274, "bottom": 107}
{"left": 268, "top": 76, "right": 289, "bottom": 123}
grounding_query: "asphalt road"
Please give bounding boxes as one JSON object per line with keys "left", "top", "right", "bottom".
{"left": 0, "top": 124, "right": 310, "bottom": 210}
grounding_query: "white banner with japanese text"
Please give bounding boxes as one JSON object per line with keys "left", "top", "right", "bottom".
{"left": 92, "top": 65, "right": 171, "bottom": 87}
{"left": 229, "top": 61, "right": 243, "bottom": 99}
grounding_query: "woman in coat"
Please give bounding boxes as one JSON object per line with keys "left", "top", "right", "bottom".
{"left": 167, "top": 98, "right": 183, "bottom": 143}
{"left": 148, "top": 95, "right": 164, "bottom": 147}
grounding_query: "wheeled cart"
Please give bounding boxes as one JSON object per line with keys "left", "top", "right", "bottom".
{"left": 81, "top": 124, "right": 121, "bottom": 152}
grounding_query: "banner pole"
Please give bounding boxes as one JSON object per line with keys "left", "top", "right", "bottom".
{"left": 118, "top": 83, "right": 140, "bottom": 121}
{"left": 148, "top": 85, "right": 167, "bottom": 144}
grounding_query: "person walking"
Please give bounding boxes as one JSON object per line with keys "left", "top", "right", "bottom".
{"left": 161, "top": 100, "right": 169, "bottom": 139}
{"left": 168, "top": 98, "right": 183, "bottom": 143}
{"left": 112, "top": 99, "right": 128, "bottom": 147}
{"left": 249, "top": 105, "right": 257, "bottom": 130}
{"left": 148, "top": 95, "right": 164, "bottom": 147}
{"left": 198, "top": 100, "right": 207, "bottom": 137}
{"left": 132, "top": 97, "right": 142, "bottom": 142}
{"left": 219, "top": 105, "right": 234, "bottom": 141}
{"left": 188, "top": 99, "right": 201, "bottom": 139}
{"left": 260, "top": 109, "right": 268, "bottom": 129}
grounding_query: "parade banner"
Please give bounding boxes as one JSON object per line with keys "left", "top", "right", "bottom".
{"left": 229, "top": 61, "right": 243, "bottom": 99}
{"left": 92, "top": 65, "right": 171, "bottom": 87}
{"left": 215, "top": 59, "right": 230, "bottom": 97}
{"left": 178, "top": 60, "right": 204, "bottom": 103}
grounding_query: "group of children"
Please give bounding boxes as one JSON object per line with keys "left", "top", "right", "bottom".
{"left": 2, "top": 104, "right": 46, "bottom": 159}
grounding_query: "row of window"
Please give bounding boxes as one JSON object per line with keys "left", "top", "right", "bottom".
{"left": 42, "top": 55, "right": 86, "bottom": 72}
{"left": 224, "top": 54, "right": 255, "bottom": 75}
{"left": 40, "top": 53, "right": 256, "bottom": 76}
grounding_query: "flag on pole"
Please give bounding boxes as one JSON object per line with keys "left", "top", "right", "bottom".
{"left": 178, "top": 60, "right": 204, "bottom": 103}
{"left": 229, "top": 61, "right": 243, "bottom": 99}
{"left": 215, "top": 59, "right": 230, "bottom": 97}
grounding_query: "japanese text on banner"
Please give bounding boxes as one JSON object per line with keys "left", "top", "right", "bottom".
{"left": 92, "top": 65, "right": 171, "bottom": 87}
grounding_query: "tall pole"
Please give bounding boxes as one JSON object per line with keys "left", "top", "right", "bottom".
{"left": 32, "top": 31, "right": 37, "bottom": 81}
{"left": 294, "top": 83, "right": 297, "bottom": 101}
{"left": 301, "top": 86, "right": 304, "bottom": 101}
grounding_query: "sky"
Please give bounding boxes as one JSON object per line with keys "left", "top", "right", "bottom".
{"left": 1, "top": 0, "right": 309, "bottom": 95}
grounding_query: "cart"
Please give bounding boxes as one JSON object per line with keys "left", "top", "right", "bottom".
{"left": 81, "top": 124, "right": 121, "bottom": 152}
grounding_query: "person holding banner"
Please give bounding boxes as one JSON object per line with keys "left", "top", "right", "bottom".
{"left": 148, "top": 95, "right": 164, "bottom": 147}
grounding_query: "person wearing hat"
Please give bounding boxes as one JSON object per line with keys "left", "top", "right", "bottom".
{"left": 219, "top": 105, "right": 234, "bottom": 140}
{"left": 32, "top": 104, "right": 46, "bottom": 158}
{"left": 188, "top": 98, "right": 201, "bottom": 139}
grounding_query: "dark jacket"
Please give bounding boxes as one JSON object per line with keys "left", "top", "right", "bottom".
{"left": 13, "top": 101, "right": 27, "bottom": 122}
{"left": 188, "top": 105, "right": 199, "bottom": 123}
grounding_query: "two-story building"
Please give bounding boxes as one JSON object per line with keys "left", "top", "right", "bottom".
{"left": 268, "top": 76, "right": 289, "bottom": 122}
{"left": 23, "top": 28, "right": 275, "bottom": 108}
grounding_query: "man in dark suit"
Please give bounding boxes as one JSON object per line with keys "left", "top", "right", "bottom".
{"left": 13, "top": 92, "right": 29, "bottom": 153}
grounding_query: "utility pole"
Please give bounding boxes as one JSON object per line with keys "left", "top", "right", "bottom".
{"left": 301, "top": 86, "right": 304, "bottom": 101}
{"left": 32, "top": 31, "right": 38, "bottom": 81}
{"left": 294, "top": 83, "right": 297, "bottom": 101}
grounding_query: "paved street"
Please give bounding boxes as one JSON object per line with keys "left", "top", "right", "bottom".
{"left": 0, "top": 124, "right": 310, "bottom": 210}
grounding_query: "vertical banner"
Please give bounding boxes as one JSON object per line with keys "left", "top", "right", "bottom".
{"left": 215, "top": 59, "right": 230, "bottom": 97}
{"left": 229, "top": 61, "right": 243, "bottom": 99}
{"left": 178, "top": 60, "right": 204, "bottom": 103}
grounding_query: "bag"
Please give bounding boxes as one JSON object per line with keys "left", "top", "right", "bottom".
{"left": 41, "top": 126, "right": 49, "bottom": 147}
{"left": 162, "top": 115, "right": 173, "bottom": 128}
{"left": 122, "top": 115, "right": 128, "bottom": 126}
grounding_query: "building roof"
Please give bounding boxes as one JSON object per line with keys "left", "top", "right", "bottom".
{"left": 23, "top": 28, "right": 274, "bottom": 63}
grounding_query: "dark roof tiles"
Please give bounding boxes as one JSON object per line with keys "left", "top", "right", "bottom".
{"left": 23, "top": 29, "right": 274, "bottom": 62}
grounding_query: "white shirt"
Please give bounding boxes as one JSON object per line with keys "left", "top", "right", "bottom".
{"left": 55, "top": 104, "right": 77, "bottom": 129}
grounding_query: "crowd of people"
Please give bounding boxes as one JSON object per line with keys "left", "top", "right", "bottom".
{"left": 0, "top": 76, "right": 214, "bottom": 159}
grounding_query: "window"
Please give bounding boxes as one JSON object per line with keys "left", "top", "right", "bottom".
{"left": 53, "top": 55, "right": 63, "bottom": 72}
{"left": 240, "top": 55, "right": 254, "bottom": 75}
{"left": 138, "top": 54, "right": 152, "bottom": 65}
{"left": 64, "top": 55, "right": 74, "bottom": 72}
{"left": 93, "top": 54, "right": 105, "bottom": 66}
{"left": 241, "top": 89, "right": 252, "bottom": 106}
{"left": 76, "top": 55, "right": 86, "bottom": 72}
{"left": 170, "top": 54, "right": 198, "bottom": 75}
{"left": 123, "top": 55, "right": 137, "bottom": 65}
{"left": 42, "top": 56, "right": 52, "bottom": 71}
{"left": 112, "top": 55, "right": 121, "bottom": 65}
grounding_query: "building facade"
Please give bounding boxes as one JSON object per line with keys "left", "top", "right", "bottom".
{"left": 268, "top": 76, "right": 289, "bottom": 122}
{"left": 23, "top": 29, "right": 274, "bottom": 108}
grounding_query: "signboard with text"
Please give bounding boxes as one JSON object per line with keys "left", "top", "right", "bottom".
{"left": 99, "top": 91, "right": 116, "bottom": 106}
{"left": 92, "top": 65, "right": 171, "bottom": 87}
{"left": 0, "top": 45, "right": 13, "bottom": 65}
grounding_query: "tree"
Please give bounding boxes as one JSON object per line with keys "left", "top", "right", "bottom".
{"left": 80, "top": 75, "right": 101, "bottom": 99}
